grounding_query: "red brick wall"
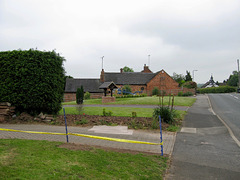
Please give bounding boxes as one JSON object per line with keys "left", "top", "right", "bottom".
{"left": 102, "top": 96, "right": 116, "bottom": 103}
{"left": 63, "top": 92, "right": 103, "bottom": 102}
{"left": 146, "top": 70, "right": 196, "bottom": 95}
{"left": 64, "top": 93, "right": 76, "bottom": 102}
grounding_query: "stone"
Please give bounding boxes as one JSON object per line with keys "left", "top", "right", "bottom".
{"left": 0, "top": 102, "right": 11, "bottom": 106}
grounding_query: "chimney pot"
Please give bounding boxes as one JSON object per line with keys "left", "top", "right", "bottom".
{"left": 120, "top": 68, "right": 123, "bottom": 73}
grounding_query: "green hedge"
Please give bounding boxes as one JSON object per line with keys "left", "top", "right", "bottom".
{"left": 0, "top": 49, "right": 65, "bottom": 115}
{"left": 197, "top": 86, "right": 236, "bottom": 94}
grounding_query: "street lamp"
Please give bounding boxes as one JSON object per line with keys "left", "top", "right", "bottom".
{"left": 192, "top": 70, "right": 198, "bottom": 82}
{"left": 237, "top": 59, "right": 240, "bottom": 93}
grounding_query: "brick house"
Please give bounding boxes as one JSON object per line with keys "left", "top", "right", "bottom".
{"left": 64, "top": 64, "right": 195, "bottom": 102}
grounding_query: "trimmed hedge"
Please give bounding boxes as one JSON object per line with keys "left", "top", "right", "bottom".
{"left": 197, "top": 86, "right": 236, "bottom": 94}
{"left": 0, "top": 49, "right": 65, "bottom": 115}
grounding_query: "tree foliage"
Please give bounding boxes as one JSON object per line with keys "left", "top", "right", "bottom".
{"left": 172, "top": 72, "right": 185, "bottom": 87}
{"left": 122, "top": 85, "right": 132, "bottom": 95}
{"left": 76, "top": 86, "right": 84, "bottom": 104}
{"left": 123, "top": 66, "right": 134, "bottom": 72}
{"left": 152, "top": 87, "right": 160, "bottom": 95}
{"left": 227, "top": 71, "right": 238, "bottom": 87}
{"left": 185, "top": 71, "right": 192, "bottom": 82}
{"left": 0, "top": 49, "right": 65, "bottom": 115}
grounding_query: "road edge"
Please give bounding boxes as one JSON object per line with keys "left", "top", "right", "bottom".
{"left": 207, "top": 94, "right": 240, "bottom": 147}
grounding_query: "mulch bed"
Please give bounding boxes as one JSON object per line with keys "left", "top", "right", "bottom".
{"left": 2, "top": 112, "right": 170, "bottom": 130}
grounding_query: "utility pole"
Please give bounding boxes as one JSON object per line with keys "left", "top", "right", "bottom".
{"left": 237, "top": 59, "right": 240, "bottom": 93}
{"left": 192, "top": 70, "right": 198, "bottom": 82}
{"left": 148, "top": 55, "right": 150, "bottom": 67}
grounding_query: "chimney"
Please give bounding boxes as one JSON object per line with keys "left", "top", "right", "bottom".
{"left": 120, "top": 68, "right": 123, "bottom": 73}
{"left": 100, "top": 69, "right": 104, "bottom": 82}
{"left": 141, "top": 64, "right": 152, "bottom": 73}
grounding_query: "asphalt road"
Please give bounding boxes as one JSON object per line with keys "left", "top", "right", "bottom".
{"left": 208, "top": 93, "right": 240, "bottom": 143}
{"left": 166, "top": 94, "right": 240, "bottom": 180}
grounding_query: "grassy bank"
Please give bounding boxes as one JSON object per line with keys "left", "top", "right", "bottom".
{"left": 0, "top": 139, "right": 168, "bottom": 179}
{"left": 60, "top": 106, "right": 186, "bottom": 119}
{"left": 63, "top": 96, "right": 196, "bottom": 106}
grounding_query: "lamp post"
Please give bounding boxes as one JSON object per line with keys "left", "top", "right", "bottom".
{"left": 237, "top": 59, "right": 240, "bottom": 93}
{"left": 192, "top": 70, "right": 198, "bottom": 82}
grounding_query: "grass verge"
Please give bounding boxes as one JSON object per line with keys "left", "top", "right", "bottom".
{"left": 63, "top": 96, "right": 196, "bottom": 106}
{"left": 60, "top": 106, "right": 186, "bottom": 118}
{"left": 0, "top": 139, "right": 168, "bottom": 179}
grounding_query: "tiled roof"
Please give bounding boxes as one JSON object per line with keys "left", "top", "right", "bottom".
{"left": 65, "top": 78, "right": 103, "bottom": 93}
{"left": 104, "top": 72, "right": 156, "bottom": 85}
{"left": 99, "top": 81, "right": 117, "bottom": 89}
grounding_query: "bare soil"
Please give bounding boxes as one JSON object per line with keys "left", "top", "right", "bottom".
{"left": 2, "top": 112, "right": 170, "bottom": 130}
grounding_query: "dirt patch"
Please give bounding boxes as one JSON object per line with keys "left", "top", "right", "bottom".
{"left": 58, "top": 143, "right": 166, "bottom": 156}
{"left": 2, "top": 113, "right": 171, "bottom": 130}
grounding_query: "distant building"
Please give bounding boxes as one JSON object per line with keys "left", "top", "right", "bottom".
{"left": 201, "top": 75, "right": 219, "bottom": 88}
{"left": 64, "top": 64, "right": 195, "bottom": 102}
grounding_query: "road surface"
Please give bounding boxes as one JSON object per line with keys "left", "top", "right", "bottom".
{"left": 166, "top": 94, "right": 240, "bottom": 180}
{"left": 208, "top": 93, "right": 240, "bottom": 144}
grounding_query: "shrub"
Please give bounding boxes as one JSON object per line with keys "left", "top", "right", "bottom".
{"left": 182, "top": 92, "right": 193, "bottom": 96}
{"left": 178, "top": 91, "right": 183, "bottom": 96}
{"left": 76, "top": 86, "right": 84, "bottom": 104}
{"left": 183, "top": 81, "right": 197, "bottom": 89}
{"left": 132, "top": 112, "right": 137, "bottom": 118}
{"left": 84, "top": 92, "right": 91, "bottom": 100}
{"left": 0, "top": 49, "right": 65, "bottom": 115}
{"left": 76, "top": 117, "right": 88, "bottom": 125}
{"left": 122, "top": 85, "right": 132, "bottom": 95}
{"left": 152, "top": 87, "right": 160, "bottom": 96}
{"left": 102, "top": 108, "right": 113, "bottom": 116}
{"left": 198, "top": 86, "right": 236, "bottom": 94}
{"left": 153, "top": 107, "right": 176, "bottom": 124}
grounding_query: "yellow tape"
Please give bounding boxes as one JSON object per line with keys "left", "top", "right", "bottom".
{"left": 0, "top": 128, "right": 163, "bottom": 145}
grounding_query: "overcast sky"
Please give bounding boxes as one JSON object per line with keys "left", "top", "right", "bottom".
{"left": 1, "top": 0, "right": 240, "bottom": 83}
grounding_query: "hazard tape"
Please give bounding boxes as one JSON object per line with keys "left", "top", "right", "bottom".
{"left": 0, "top": 128, "right": 163, "bottom": 145}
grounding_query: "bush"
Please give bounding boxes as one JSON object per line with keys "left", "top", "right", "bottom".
{"left": 102, "top": 108, "right": 113, "bottom": 116}
{"left": 0, "top": 49, "right": 65, "bottom": 115}
{"left": 198, "top": 86, "right": 236, "bottom": 94}
{"left": 152, "top": 87, "right": 160, "bottom": 96}
{"left": 76, "top": 86, "right": 84, "bottom": 104}
{"left": 183, "top": 81, "right": 197, "bottom": 89}
{"left": 182, "top": 92, "right": 193, "bottom": 96}
{"left": 153, "top": 107, "right": 176, "bottom": 124}
{"left": 122, "top": 85, "right": 132, "bottom": 95}
{"left": 178, "top": 91, "right": 183, "bottom": 96}
{"left": 84, "top": 92, "right": 91, "bottom": 100}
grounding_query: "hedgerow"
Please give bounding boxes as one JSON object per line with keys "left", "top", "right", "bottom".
{"left": 0, "top": 49, "right": 65, "bottom": 115}
{"left": 197, "top": 86, "right": 236, "bottom": 94}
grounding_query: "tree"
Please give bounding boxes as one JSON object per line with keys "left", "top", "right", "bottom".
{"left": 152, "top": 87, "right": 160, "bottom": 95}
{"left": 122, "top": 85, "right": 132, "bottom": 95}
{"left": 0, "top": 49, "right": 65, "bottom": 115}
{"left": 123, "top": 66, "right": 134, "bottom": 72}
{"left": 227, "top": 71, "right": 238, "bottom": 86}
{"left": 76, "top": 86, "right": 84, "bottom": 104}
{"left": 185, "top": 71, "right": 192, "bottom": 82}
{"left": 172, "top": 72, "right": 185, "bottom": 87}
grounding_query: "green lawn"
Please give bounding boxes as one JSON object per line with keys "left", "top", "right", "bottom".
{"left": 63, "top": 96, "right": 196, "bottom": 106}
{"left": 60, "top": 106, "right": 186, "bottom": 118}
{"left": 0, "top": 139, "right": 168, "bottom": 179}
